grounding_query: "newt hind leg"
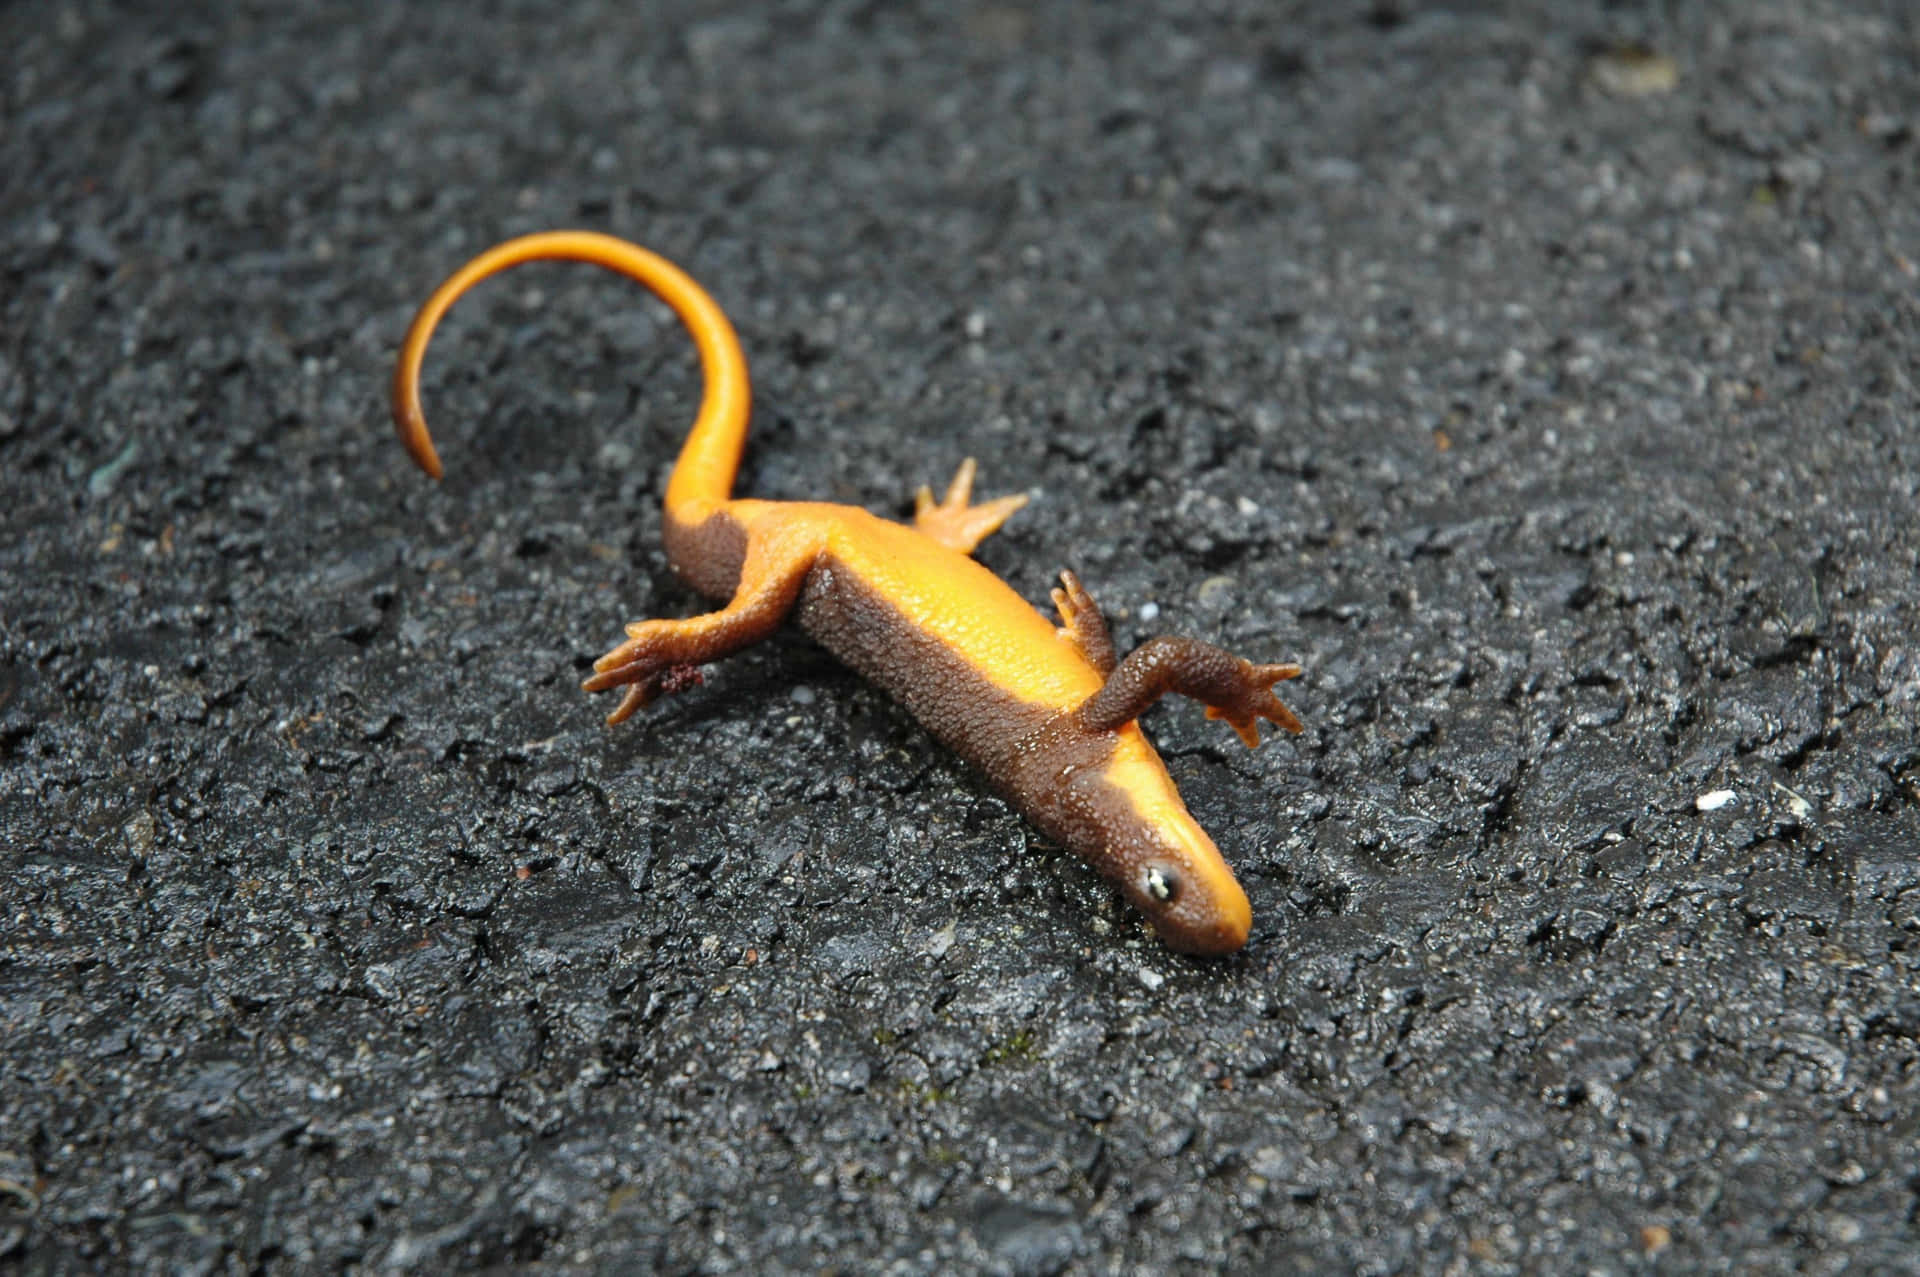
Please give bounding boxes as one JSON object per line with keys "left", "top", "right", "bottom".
{"left": 1077, "top": 635, "right": 1302, "bottom": 747}
{"left": 913, "top": 457, "right": 1028, "bottom": 555}
{"left": 582, "top": 520, "right": 825, "bottom": 724}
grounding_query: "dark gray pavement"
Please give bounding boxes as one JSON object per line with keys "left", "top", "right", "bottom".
{"left": 4, "top": 2, "right": 1918, "bottom": 1271}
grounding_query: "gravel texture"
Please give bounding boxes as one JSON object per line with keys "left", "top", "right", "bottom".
{"left": 5, "top": 2, "right": 1920, "bottom": 1272}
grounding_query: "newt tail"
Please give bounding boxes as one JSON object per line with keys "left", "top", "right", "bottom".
{"left": 391, "top": 230, "right": 1302, "bottom": 955}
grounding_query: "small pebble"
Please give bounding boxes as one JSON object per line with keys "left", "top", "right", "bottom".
{"left": 1588, "top": 45, "right": 1680, "bottom": 98}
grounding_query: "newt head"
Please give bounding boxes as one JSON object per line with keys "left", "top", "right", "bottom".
{"left": 1129, "top": 841, "right": 1253, "bottom": 957}
{"left": 1055, "top": 728, "right": 1254, "bottom": 956}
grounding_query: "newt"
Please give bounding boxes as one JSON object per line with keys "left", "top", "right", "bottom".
{"left": 391, "top": 231, "right": 1301, "bottom": 954}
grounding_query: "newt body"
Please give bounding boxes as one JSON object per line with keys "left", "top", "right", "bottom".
{"left": 392, "top": 231, "right": 1300, "bottom": 954}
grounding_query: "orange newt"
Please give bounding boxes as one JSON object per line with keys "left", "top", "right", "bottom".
{"left": 391, "top": 231, "right": 1302, "bottom": 955}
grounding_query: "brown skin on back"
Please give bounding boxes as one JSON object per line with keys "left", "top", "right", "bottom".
{"left": 391, "top": 231, "right": 1302, "bottom": 955}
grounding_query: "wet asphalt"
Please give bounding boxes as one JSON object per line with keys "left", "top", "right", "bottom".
{"left": 4, "top": 2, "right": 1918, "bottom": 1272}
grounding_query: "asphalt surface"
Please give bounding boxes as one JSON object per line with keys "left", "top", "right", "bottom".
{"left": 5, "top": 2, "right": 1919, "bottom": 1272}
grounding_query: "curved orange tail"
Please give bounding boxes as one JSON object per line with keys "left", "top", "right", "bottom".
{"left": 390, "top": 230, "right": 750, "bottom": 522}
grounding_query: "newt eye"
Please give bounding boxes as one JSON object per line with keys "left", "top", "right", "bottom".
{"left": 1145, "top": 865, "right": 1178, "bottom": 903}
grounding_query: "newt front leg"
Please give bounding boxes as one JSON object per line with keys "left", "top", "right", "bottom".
{"left": 1041, "top": 569, "right": 1301, "bottom": 746}
{"left": 913, "top": 457, "right": 1028, "bottom": 555}
{"left": 1078, "top": 636, "right": 1302, "bottom": 746}
{"left": 1051, "top": 569, "right": 1116, "bottom": 675}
